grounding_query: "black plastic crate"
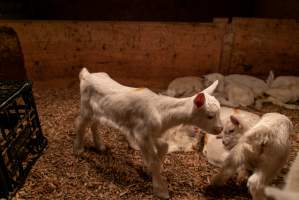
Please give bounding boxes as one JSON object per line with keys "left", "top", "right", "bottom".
{"left": 0, "top": 80, "right": 47, "bottom": 199}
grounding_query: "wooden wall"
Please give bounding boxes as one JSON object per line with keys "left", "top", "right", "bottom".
{"left": 0, "top": 18, "right": 299, "bottom": 89}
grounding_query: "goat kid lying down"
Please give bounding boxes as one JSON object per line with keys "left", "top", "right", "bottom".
{"left": 203, "top": 73, "right": 269, "bottom": 98}
{"left": 211, "top": 113, "right": 292, "bottom": 200}
{"left": 125, "top": 124, "right": 203, "bottom": 153}
{"left": 265, "top": 151, "right": 299, "bottom": 200}
{"left": 162, "top": 76, "right": 204, "bottom": 98}
{"left": 73, "top": 68, "right": 223, "bottom": 199}
{"left": 256, "top": 70, "right": 299, "bottom": 110}
{"left": 203, "top": 73, "right": 259, "bottom": 108}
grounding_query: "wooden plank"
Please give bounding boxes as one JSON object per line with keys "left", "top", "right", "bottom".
{"left": 0, "top": 20, "right": 225, "bottom": 88}
{"left": 229, "top": 18, "right": 299, "bottom": 76}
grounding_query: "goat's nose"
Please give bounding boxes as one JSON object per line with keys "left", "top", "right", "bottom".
{"left": 222, "top": 140, "right": 227, "bottom": 146}
{"left": 215, "top": 126, "right": 223, "bottom": 134}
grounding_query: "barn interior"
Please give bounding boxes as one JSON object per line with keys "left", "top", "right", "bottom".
{"left": 0, "top": 0, "right": 299, "bottom": 199}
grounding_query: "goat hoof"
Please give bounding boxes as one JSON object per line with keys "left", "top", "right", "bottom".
{"left": 96, "top": 144, "right": 107, "bottom": 152}
{"left": 154, "top": 188, "right": 170, "bottom": 200}
{"left": 210, "top": 175, "right": 225, "bottom": 186}
{"left": 73, "top": 144, "right": 84, "bottom": 156}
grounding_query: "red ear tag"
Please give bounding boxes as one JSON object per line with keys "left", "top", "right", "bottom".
{"left": 194, "top": 93, "right": 205, "bottom": 108}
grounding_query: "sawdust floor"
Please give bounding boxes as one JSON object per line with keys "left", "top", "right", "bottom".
{"left": 13, "top": 83, "right": 299, "bottom": 200}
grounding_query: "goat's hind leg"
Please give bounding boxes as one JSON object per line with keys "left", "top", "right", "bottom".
{"left": 255, "top": 97, "right": 299, "bottom": 110}
{"left": 90, "top": 122, "right": 106, "bottom": 152}
{"left": 73, "top": 115, "right": 90, "bottom": 155}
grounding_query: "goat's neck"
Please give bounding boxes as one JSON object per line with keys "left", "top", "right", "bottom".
{"left": 157, "top": 96, "right": 194, "bottom": 131}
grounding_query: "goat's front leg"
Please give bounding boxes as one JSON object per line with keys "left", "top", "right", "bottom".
{"left": 211, "top": 165, "right": 235, "bottom": 186}
{"left": 90, "top": 122, "right": 106, "bottom": 152}
{"left": 249, "top": 157, "right": 286, "bottom": 200}
{"left": 137, "top": 134, "right": 169, "bottom": 199}
{"left": 73, "top": 115, "right": 89, "bottom": 155}
{"left": 247, "top": 171, "right": 267, "bottom": 200}
{"left": 211, "top": 143, "right": 250, "bottom": 186}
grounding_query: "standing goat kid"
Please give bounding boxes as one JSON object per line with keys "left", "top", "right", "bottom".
{"left": 73, "top": 68, "right": 223, "bottom": 199}
{"left": 212, "top": 113, "right": 292, "bottom": 200}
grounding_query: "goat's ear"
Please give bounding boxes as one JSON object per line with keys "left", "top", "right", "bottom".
{"left": 202, "top": 80, "right": 218, "bottom": 95}
{"left": 194, "top": 93, "right": 205, "bottom": 108}
{"left": 230, "top": 115, "right": 240, "bottom": 126}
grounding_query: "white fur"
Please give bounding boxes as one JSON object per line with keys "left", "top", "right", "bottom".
{"left": 162, "top": 76, "right": 204, "bottom": 97}
{"left": 256, "top": 71, "right": 299, "bottom": 110}
{"left": 74, "top": 68, "right": 223, "bottom": 199}
{"left": 225, "top": 74, "right": 268, "bottom": 98}
{"left": 203, "top": 73, "right": 263, "bottom": 108}
{"left": 160, "top": 125, "right": 202, "bottom": 153}
{"left": 203, "top": 73, "right": 225, "bottom": 94}
{"left": 211, "top": 113, "right": 293, "bottom": 200}
{"left": 203, "top": 107, "right": 260, "bottom": 167}
{"left": 217, "top": 81, "right": 255, "bottom": 108}
{"left": 265, "top": 151, "right": 299, "bottom": 200}
{"left": 202, "top": 133, "right": 229, "bottom": 167}
{"left": 126, "top": 124, "right": 202, "bottom": 153}
{"left": 168, "top": 73, "right": 266, "bottom": 108}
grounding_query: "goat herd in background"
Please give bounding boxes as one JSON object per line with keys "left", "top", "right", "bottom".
{"left": 73, "top": 68, "right": 299, "bottom": 200}
{"left": 163, "top": 71, "right": 299, "bottom": 110}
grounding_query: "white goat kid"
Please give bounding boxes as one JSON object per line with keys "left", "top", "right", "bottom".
{"left": 256, "top": 71, "right": 299, "bottom": 110}
{"left": 265, "top": 151, "right": 299, "bottom": 200}
{"left": 218, "top": 82, "right": 255, "bottom": 108}
{"left": 162, "top": 76, "right": 205, "bottom": 98}
{"left": 225, "top": 74, "right": 268, "bottom": 98}
{"left": 211, "top": 113, "right": 292, "bottom": 200}
{"left": 73, "top": 68, "right": 223, "bottom": 199}
{"left": 203, "top": 107, "right": 260, "bottom": 167}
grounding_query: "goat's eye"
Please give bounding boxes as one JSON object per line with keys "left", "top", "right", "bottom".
{"left": 207, "top": 115, "right": 214, "bottom": 119}
{"left": 229, "top": 129, "right": 234, "bottom": 133}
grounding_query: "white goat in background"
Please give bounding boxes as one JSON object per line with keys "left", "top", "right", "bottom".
{"left": 255, "top": 71, "right": 299, "bottom": 110}
{"left": 203, "top": 73, "right": 260, "bottom": 107}
{"left": 162, "top": 76, "right": 204, "bottom": 98}
{"left": 211, "top": 113, "right": 293, "bottom": 200}
{"left": 73, "top": 68, "right": 223, "bottom": 199}
{"left": 163, "top": 73, "right": 268, "bottom": 108}
{"left": 225, "top": 74, "right": 268, "bottom": 98}
{"left": 265, "top": 151, "right": 299, "bottom": 200}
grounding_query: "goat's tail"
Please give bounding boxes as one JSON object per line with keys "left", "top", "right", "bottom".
{"left": 79, "top": 67, "right": 90, "bottom": 81}
{"left": 266, "top": 70, "right": 275, "bottom": 86}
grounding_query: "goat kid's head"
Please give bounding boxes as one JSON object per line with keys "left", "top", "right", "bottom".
{"left": 222, "top": 115, "right": 245, "bottom": 150}
{"left": 191, "top": 80, "right": 223, "bottom": 135}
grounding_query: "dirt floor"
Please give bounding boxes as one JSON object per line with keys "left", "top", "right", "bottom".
{"left": 12, "top": 82, "right": 299, "bottom": 200}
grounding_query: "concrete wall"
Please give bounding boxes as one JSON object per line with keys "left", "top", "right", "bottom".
{"left": 0, "top": 18, "right": 298, "bottom": 89}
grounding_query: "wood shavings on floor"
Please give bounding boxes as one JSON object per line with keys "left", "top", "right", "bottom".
{"left": 12, "top": 83, "right": 299, "bottom": 200}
